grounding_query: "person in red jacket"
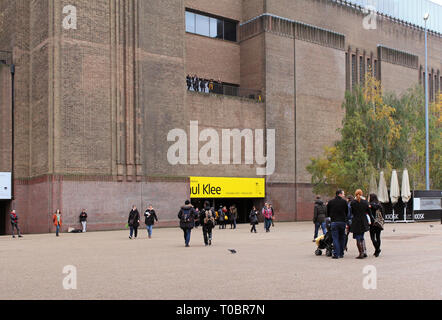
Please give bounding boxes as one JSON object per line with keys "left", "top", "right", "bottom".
{"left": 262, "top": 203, "right": 273, "bottom": 232}
{"left": 10, "top": 210, "right": 23, "bottom": 238}
{"left": 52, "top": 209, "right": 62, "bottom": 237}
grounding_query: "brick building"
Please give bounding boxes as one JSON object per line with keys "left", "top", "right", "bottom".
{"left": 0, "top": 0, "right": 441, "bottom": 234}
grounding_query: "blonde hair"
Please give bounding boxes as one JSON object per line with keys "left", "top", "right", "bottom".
{"left": 355, "top": 189, "right": 363, "bottom": 202}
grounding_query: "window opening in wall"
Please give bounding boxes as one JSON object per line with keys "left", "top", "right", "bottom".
{"left": 185, "top": 9, "right": 237, "bottom": 42}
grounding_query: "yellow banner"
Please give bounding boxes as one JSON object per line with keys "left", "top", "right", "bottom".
{"left": 190, "top": 177, "right": 265, "bottom": 198}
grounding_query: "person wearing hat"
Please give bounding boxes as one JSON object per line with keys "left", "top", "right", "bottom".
{"left": 178, "top": 200, "right": 197, "bottom": 247}
{"left": 10, "top": 210, "right": 23, "bottom": 238}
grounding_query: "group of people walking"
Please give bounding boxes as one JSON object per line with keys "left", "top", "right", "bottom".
{"left": 186, "top": 74, "right": 223, "bottom": 94}
{"left": 249, "top": 202, "right": 275, "bottom": 233}
{"left": 314, "top": 189, "right": 385, "bottom": 259}
{"left": 127, "top": 205, "right": 159, "bottom": 239}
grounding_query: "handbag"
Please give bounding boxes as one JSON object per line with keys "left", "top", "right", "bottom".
{"left": 373, "top": 208, "right": 384, "bottom": 230}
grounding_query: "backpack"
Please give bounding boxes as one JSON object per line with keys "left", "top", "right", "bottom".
{"left": 317, "top": 205, "right": 326, "bottom": 217}
{"left": 181, "top": 207, "right": 192, "bottom": 223}
{"left": 203, "top": 210, "right": 215, "bottom": 227}
{"left": 373, "top": 208, "right": 384, "bottom": 230}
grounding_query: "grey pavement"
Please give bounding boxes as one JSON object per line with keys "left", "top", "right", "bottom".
{"left": 0, "top": 221, "right": 441, "bottom": 300}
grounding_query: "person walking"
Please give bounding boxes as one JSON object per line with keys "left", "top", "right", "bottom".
{"left": 313, "top": 197, "right": 327, "bottom": 241}
{"left": 269, "top": 203, "right": 275, "bottom": 227}
{"left": 249, "top": 206, "right": 259, "bottom": 233}
{"left": 230, "top": 205, "right": 238, "bottom": 229}
{"left": 326, "top": 190, "right": 348, "bottom": 259}
{"left": 368, "top": 194, "right": 384, "bottom": 257}
{"left": 350, "top": 189, "right": 370, "bottom": 259}
{"left": 10, "top": 210, "right": 23, "bottom": 238}
{"left": 200, "top": 201, "right": 215, "bottom": 246}
{"left": 79, "top": 209, "right": 88, "bottom": 233}
{"left": 52, "top": 209, "right": 62, "bottom": 237}
{"left": 128, "top": 205, "right": 140, "bottom": 239}
{"left": 144, "top": 204, "right": 158, "bottom": 239}
{"left": 262, "top": 203, "right": 273, "bottom": 232}
{"left": 344, "top": 195, "right": 354, "bottom": 251}
{"left": 178, "top": 200, "right": 196, "bottom": 247}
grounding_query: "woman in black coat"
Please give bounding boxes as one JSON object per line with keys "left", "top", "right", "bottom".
{"left": 350, "top": 189, "right": 370, "bottom": 259}
{"left": 368, "top": 194, "right": 384, "bottom": 257}
{"left": 249, "top": 206, "right": 259, "bottom": 233}
{"left": 128, "top": 205, "right": 140, "bottom": 239}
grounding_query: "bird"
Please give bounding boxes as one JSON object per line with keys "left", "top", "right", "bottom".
{"left": 392, "top": 229, "right": 396, "bottom": 232}
{"left": 429, "top": 225, "right": 434, "bottom": 228}
{"left": 228, "top": 249, "right": 237, "bottom": 254}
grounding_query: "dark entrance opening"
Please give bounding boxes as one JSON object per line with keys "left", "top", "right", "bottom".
{"left": 191, "top": 198, "right": 265, "bottom": 223}
{"left": 0, "top": 200, "right": 10, "bottom": 235}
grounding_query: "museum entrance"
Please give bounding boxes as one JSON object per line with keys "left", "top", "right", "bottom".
{"left": 191, "top": 198, "right": 264, "bottom": 223}
{"left": 0, "top": 200, "right": 10, "bottom": 235}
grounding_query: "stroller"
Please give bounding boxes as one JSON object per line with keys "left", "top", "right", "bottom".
{"left": 314, "top": 218, "right": 333, "bottom": 256}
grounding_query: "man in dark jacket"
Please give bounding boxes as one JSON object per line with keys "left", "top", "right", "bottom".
{"left": 128, "top": 205, "right": 140, "bottom": 239}
{"left": 144, "top": 204, "right": 158, "bottom": 239}
{"left": 313, "top": 197, "right": 327, "bottom": 241}
{"left": 326, "top": 190, "right": 348, "bottom": 259}
{"left": 79, "top": 209, "right": 88, "bottom": 233}
{"left": 10, "top": 210, "right": 23, "bottom": 238}
{"left": 200, "top": 201, "right": 215, "bottom": 246}
{"left": 178, "top": 200, "right": 197, "bottom": 247}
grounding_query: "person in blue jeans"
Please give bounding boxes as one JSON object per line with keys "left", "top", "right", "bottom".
{"left": 144, "top": 204, "right": 158, "bottom": 239}
{"left": 326, "top": 190, "right": 348, "bottom": 259}
{"left": 313, "top": 197, "right": 327, "bottom": 241}
{"left": 178, "top": 200, "right": 196, "bottom": 247}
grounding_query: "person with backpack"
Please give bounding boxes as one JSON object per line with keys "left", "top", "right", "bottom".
{"left": 10, "top": 210, "right": 23, "bottom": 238}
{"left": 313, "top": 197, "right": 327, "bottom": 241}
{"left": 144, "top": 204, "right": 158, "bottom": 239}
{"left": 217, "top": 206, "right": 225, "bottom": 229}
{"left": 249, "top": 206, "right": 259, "bottom": 233}
{"left": 368, "top": 193, "right": 384, "bottom": 257}
{"left": 128, "top": 205, "right": 140, "bottom": 239}
{"left": 178, "top": 200, "right": 197, "bottom": 247}
{"left": 79, "top": 209, "right": 88, "bottom": 233}
{"left": 200, "top": 201, "right": 215, "bottom": 246}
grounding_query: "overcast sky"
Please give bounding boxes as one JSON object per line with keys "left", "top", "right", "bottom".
{"left": 429, "top": 0, "right": 442, "bottom": 6}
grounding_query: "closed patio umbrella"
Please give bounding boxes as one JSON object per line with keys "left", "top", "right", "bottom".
{"left": 401, "top": 169, "right": 412, "bottom": 222}
{"left": 390, "top": 170, "right": 400, "bottom": 204}
{"left": 390, "top": 170, "right": 400, "bottom": 222}
{"left": 378, "top": 171, "right": 389, "bottom": 203}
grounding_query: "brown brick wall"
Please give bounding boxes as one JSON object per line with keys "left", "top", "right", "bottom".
{"left": 185, "top": 0, "right": 242, "bottom": 22}
{"left": 185, "top": 34, "right": 240, "bottom": 85}
{"left": 295, "top": 40, "right": 346, "bottom": 184}
{"left": 381, "top": 62, "right": 419, "bottom": 96}
{"left": 0, "top": 66, "right": 12, "bottom": 172}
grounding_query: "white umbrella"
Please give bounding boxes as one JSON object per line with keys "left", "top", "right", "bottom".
{"left": 390, "top": 170, "right": 400, "bottom": 222}
{"left": 378, "top": 171, "right": 389, "bottom": 203}
{"left": 390, "top": 170, "right": 400, "bottom": 204}
{"left": 369, "top": 173, "right": 377, "bottom": 195}
{"left": 401, "top": 169, "right": 412, "bottom": 222}
{"left": 401, "top": 169, "right": 411, "bottom": 203}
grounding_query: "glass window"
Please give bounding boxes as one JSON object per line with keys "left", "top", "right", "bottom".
{"left": 195, "top": 14, "right": 210, "bottom": 37}
{"left": 224, "top": 20, "right": 237, "bottom": 42}
{"left": 210, "top": 17, "right": 223, "bottom": 39}
{"left": 185, "top": 11, "right": 195, "bottom": 33}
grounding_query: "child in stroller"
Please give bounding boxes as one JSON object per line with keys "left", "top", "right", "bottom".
{"left": 314, "top": 218, "right": 333, "bottom": 256}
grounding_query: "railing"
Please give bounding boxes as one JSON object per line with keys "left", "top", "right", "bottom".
{"left": 186, "top": 79, "right": 263, "bottom": 102}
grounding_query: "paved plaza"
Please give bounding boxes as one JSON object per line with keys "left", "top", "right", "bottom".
{"left": 1, "top": 221, "right": 441, "bottom": 300}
